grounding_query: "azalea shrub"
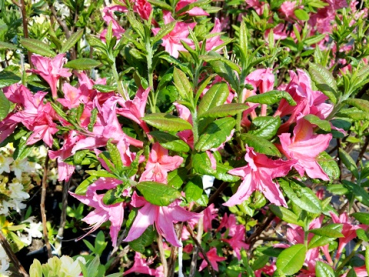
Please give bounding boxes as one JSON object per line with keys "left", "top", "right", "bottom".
{"left": 1, "top": 0, "right": 369, "bottom": 276}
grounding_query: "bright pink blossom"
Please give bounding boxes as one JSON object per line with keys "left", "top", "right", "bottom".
{"left": 199, "top": 247, "right": 226, "bottom": 272}
{"left": 124, "top": 252, "right": 157, "bottom": 276}
{"left": 203, "top": 203, "right": 218, "bottom": 232}
{"left": 124, "top": 192, "right": 200, "bottom": 247}
{"left": 224, "top": 146, "right": 295, "bottom": 207}
{"left": 279, "top": 118, "right": 332, "bottom": 181}
{"left": 152, "top": 12, "right": 196, "bottom": 58}
{"left": 100, "top": 6, "right": 127, "bottom": 41}
{"left": 133, "top": 0, "right": 152, "bottom": 21}
{"left": 203, "top": 18, "right": 223, "bottom": 52}
{"left": 69, "top": 178, "right": 125, "bottom": 247}
{"left": 29, "top": 54, "right": 71, "bottom": 99}
{"left": 221, "top": 225, "right": 249, "bottom": 260}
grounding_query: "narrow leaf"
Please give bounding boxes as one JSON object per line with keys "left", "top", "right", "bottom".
{"left": 304, "top": 114, "right": 331, "bottom": 132}
{"left": 143, "top": 113, "right": 192, "bottom": 132}
{"left": 198, "top": 82, "right": 229, "bottom": 115}
{"left": 60, "top": 29, "right": 84, "bottom": 53}
{"left": 309, "top": 224, "right": 344, "bottom": 238}
{"left": 20, "top": 38, "right": 56, "bottom": 57}
{"left": 246, "top": 90, "right": 296, "bottom": 106}
{"left": 173, "top": 67, "right": 192, "bottom": 100}
{"left": 309, "top": 63, "right": 338, "bottom": 104}
{"left": 200, "top": 103, "right": 248, "bottom": 118}
{"left": 65, "top": 58, "right": 101, "bottom": 70}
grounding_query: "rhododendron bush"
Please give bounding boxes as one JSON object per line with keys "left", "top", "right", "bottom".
{"left": 1, "top": 0, "right": 369, "bottom": 276}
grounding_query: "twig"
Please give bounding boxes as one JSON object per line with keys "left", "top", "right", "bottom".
{"left": 246, "top": 213, "right": 275, "bottom": 245}
{"left": 186, "top": 221, "right": 216, "bottom": 277}
{"left": 41, "top": 153, "right": 52, "bottom": 258}
{"left": 0, "top": 231, "right": 29, "bottom": 277}
{"left": 55, "top": 179, "right": 71, "bottom": 255}
{"left": 157, "top": 232, "right": 168, "bottom": 277}
{"left": 19, "top": 0, "right": 32, "bottom": 67}
{"left": 256, "top": 236, "right": 289, "bottom": 243}
{"left": 194, "top": 182, "right": 228, "bottom": 213}
{"left": 356, "top": 136, "right": 369, "bottom": 167}
{"left": 106, "top": 245, "right": 130, "bottom": 274}
{"left": 167, "top": 223, "right": 183, "bottom": 277}
{"left": 50, "top": 5, "right": 71, "bottom": 38}
{"left": 189, "top": 217, "right": 204, "bottom": 277}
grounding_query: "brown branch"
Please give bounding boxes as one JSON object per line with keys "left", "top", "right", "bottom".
{"left": 50, "top": 5, "right": 71, "bottom": 38}
{"left": 0, "top": 231, "right": 29, "bottom": 277}
{"left": 246, "top": 212, "right": 275, "bottom": 245}
{"left": 356, "top": 136, "right": 369, "bottom": 167}
{"left": 157, "top": 232, "right": 168, "bottom": 276}
{"left": 194, "top": 182, "right": 228, "bottom": 213}
{"left": 106, "top": 245, "right": 130, "bottom": 274}
{"left": 186, "top": 222, "right": 216, "bottom": 277}
{"left": 167, "top": 223, "right": 183, "bottom": 277}
{"left": 41, "top": 153, "right": 52, "bottom": 258}
{"left": 189, "top": 217, "right": 204, "bottom": 277}
{"left": 256, "top": 236, "right": 289, "bottom": 243}
{"left": 55, "top": 179, "right": 71, "bottom": 255}
{"left": 19, "top": 0, "right": 32, "bottom": 68}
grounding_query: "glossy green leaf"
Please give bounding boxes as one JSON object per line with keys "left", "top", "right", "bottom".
{"left": 75, "top": 176, "right": 98, "bottom": 195}
{"left": 185, "top": 179, "right": 203, "bottom": 203}
{"left": 276, "top": 244, "right": 306, "bottom": 275}
{"left": 153, "top": 21, "right": 176, "bottom": 44}
{"left": 309, "top": 224, "right": 344, "bottom": 238}
{"left": 343, "top": 180, "right": 369, "bottom": 207}
{"left": 249, "top": 116, "right": 281, "bottom": 140}
{"left": 344, "top": 98, "right": 369, "bottom": 113}
{"left": 167, "top": 168, "right": 187, "bottom": 189}
{"left": 173, "top": 67, "right": 192, "bottom": 100}
{"left": 365, "top": 246, "right": 369, "bottom": 276}
{"left": 294, "top": 9, "right": 309, "bottom": 21}
{"left": 356, "top": 229, "right": 369, "bottom": 242}
{"left": 241, "top": 133, "right": 281, "bottom": 157}
{"left": 339, "top": 149, "right": 359, "bottom": 179}
{"left": 60, "top": 29, "right": 84, "bottom": 53}
{"left": 129, "top": 225, "right": 155, "bottom": 253}
{"left": 106, "top": 140, "right": 124, "bottom": 173}
{"left": 65, "top": 58, "right": 101, "bottom": 70}
{"left": 215, "top": 163, "right": 240, "bottom": 182}
{"left": 200, "top": 103, "right": 248, "bottom": 118}
{"left": 147, "top": 0, "right": 172, "bottom": 10}
{"left": 150, "top": 131, "right": 190, "bottom": 152}
{"left": 192, "top": 152, "right": 216, "bottom": 175}
{"left": 318, "top": 151, "right": 340, "bottom": 181}
{"left": 20, "top": 38, "right": 56, "bottom": 57}
{"left": 315, "top": 261, "right": 334, "bottom": 277}
{"left": 198, "top": 82, "right": 229, "bottom": 115}
{"left": 195, "top": 117, "right": 235, "bottom": 151}
{"left": 279, "top": 179, "right": 322, "bottom": 214}
{"left": 0, "top": 41, "right": 17, "bottom": 50}
{"left": 143, "top": 113, "right": 192, "bottom": 132}
{"left": 308, "top": 226, "right": 341, "bottom": 249}
{"left": 102, "top": 189, "right": 125, "bottom": 205}
{"left": 209, "top": 60, "right": 239, "bottom": 91}
{"left": 93, "top": 84, "right": 116, "bottom": 93}
{"left": 304, "top": 114, "right": 331, "bottom": 132}
{"left": 200, "top": 54, "right": 241, "bottom": 74}
{"left": 0, "top": 90, "right": 10, "bottom": 121}
{"left": 269, "top": 205, "right": 304, "bottom": 226}
{"left": 136, "top": 181, "right": 182, "bottom": 206}
{"left": 246, "top": 90, "right": 296, "bottom": 106}
{"left": 0, "top": 71, "right": 21, "bottom": 88}
{"left": 347, "top": 268, "right": 358, "bottom": 277}
{"left": 127, "top": 11, "right": 145, "bottom": 38}
{"left": 326, "top": 184, "right": 348, "bottom": 195}
{"left": 13, "top": 133, "right": 33, "bottom": 161}
{"left": 309, "top": 63, "right": 338, "bottom": 104}
{"left": 352, "top": 212, "right": 369, "bottom": 225}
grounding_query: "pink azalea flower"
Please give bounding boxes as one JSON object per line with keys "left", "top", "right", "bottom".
{"left": 140, "top": 143, "right": 183, "bottom": 184}
{"left": 255, "top": 263, "right": 276, "bottom": 277}
{"left": 203, "top": 18, "right": 224, "bottom": 52}
{"left": 133, "top": 0, "right": 152, "bottom": 21}
{"left": 221, "top": 225, "right": 249, "bottom": 260}
{"left": 279, "top": 1, "right": 297, "bottom": 19}
{"left": 29, "top": 54, "right": 71, "bottom": 99}
{"left": 224, "top": 146, "right": 295, "bottom": 207}
{"left": 217, "top": 213, "right": 238, "bottom": 236}
{"left": 203, "top": 204, "right": 218, "bottom": 232}
{"left": 124, "top": 252, "right": 157, "bottom": 276}
{"left": 100, "top": 5, "right": 127, "bottom": 42}
{"left": 69, "top": 177, "right": 125, "bottom": 247}
{"left": 124, "top": 192, "right": 200, "bottom": 247}
{"left": 152, "top": 11, "right": 196, "bottom": 58}
{"left": 57, "top": 83, "right": 90, "bottom": 109}
{"left": 245, "top": 0, "right": 269, "bottom": 16}
{"left": 176, "top": 0, "right": 209, "bottom": 16}
{"left": 199, "top": 247, "right": 226, "bottom": 272}
{"left": 116, "top": 87, "right": 151, "bottom": 134}
{"left": 278, "top": 118, "right": 332, "bottom": 181}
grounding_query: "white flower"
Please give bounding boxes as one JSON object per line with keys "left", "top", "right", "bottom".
{"left": 60, "top": 256, "right": 85, "bottom": 277}
{"left": 0, "top": 245, "right": 9, "bottom": 276}
{"left": 10, "top": 159, "right": 29, "bottom": 179}
{"left": 25, "top": 222, "right": 43, "bottom": 239}
{"left": 9, "top": 181, "right": 29, "bottom": 200}
{"left": 0, "top": 156, "right": 13, "bottom": 175}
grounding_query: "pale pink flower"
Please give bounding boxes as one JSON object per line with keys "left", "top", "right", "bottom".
{"left": 124, "top": 192, "right": 200, "bottom": 247}
{"left": 224, "top": 146, "right": 295, "bottom": 207}
{"left": 279, "top": 118, "right": 332, "bottom": 181}
{"left": 57, "top": 83, "right": 89, "bottom": 109}
{"left": 203, "top": 18, "right": 224, "bottom": 52}
{"left": 29, "top": 54, "right": 71, "bottom": 99}
{"left": 152, "top": 11, "right": 196, "bottom": 58}
{"left": 199, "top": 247, "right": 226, "bottom": 272}
{"left": 69, "top": 178, "right": 125, "bottom": 247}
{"left": 100, "top": 6, "right": 127, "bottom": 41}
{"left": 279, "top": 1, "right": 297, "bottom": 19}
{"left": 140, "top": 143, "right": 183, "bottom": 184}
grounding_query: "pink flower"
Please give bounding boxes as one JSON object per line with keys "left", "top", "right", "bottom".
{"left": 279, "top": 1, "right": 297, "bottom": 19}
{"left": 69, "top": 178, "right": 125, "bottom": 247}
{"left": 246, "top": 68, "right": 275, "bottom": 94}
{"left": 29, "top": 54, "right": 71, "bottom": 99}
{"left": 203, "top": 204, "right": 218, "bottom": 232}
{"left": 124, "top": 252, "right": 157, "bottom": 276}
{"left": 140, "top": 143, "right": 183, "bottom": 184}
{"left": 224, "top": 146, "right": 295, "bottom": 207}
{"left": 152, "top": 12, "right": 196, "bottom": 58}
{"left": 133, "top": 0, "right": 152, "bottom": 20}
{"left": 245, "top": 0, "right": 269, "bottom": 15}
{"left": 199, "top": 247, "right": 226, "bottom": 272}
{"left": 176, "top": 0, "right": 209, "bottom": 16}
{"left": 124, "top": 192, "right": 200, "bottom": 247}
{"left": 217, "top": 213, "right": 238, "bottom": 236}
{"left": 221, "top": 225, "right": 249, "bottom": 260}
{"left": 203, "top": 19, "right": 224, "bottom": 52}
{"left": 279, "top": 118, "right": 332, "bottom": 181}
{"left": 57, "top": 83, "right": 90, "bottom": 109}
{"left": 100, "top": 5, "right": 127, "bottom": 41}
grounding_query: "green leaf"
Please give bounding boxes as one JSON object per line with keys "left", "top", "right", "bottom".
{"left": 269, "top": 205, "right": 304, "bottom": 226}
{"left": 308, "top": 224, "right": 343, "bottom": 249}
{"left": 315, "top": 261, "right": 335, "bottom": 277}
{"left": 173, "top": 67, "right": 192, "bottom": 101}
{"left": 0, "top": 90, "right": 10, "bottom": 121}
{"left": 246, "top": 90, "right": 296, "bottom": 106}
{"left": 60, "top": 29, "right": 84, "bottom": 53}
{"left": 276, "top": 244, "right": 306, "bottom": 275}
{"left": 93, "top": 84, "right": 116, "bottom": 93}
{"left": 106, "top": 140, "right": 124, "bottom": 174}
{"left": 241, "top": 133, "right": 281, "bottom": 157}
{"left": 239, "top": 20, "right": 248, "bottom": 62}
{"left": 199, "top": 103, "right": 248, "bottom": 118}
{"left": 209, "top": 60, "right": 239, "bottom": 91}
{"left": 326, "top": 184, "right": 348, "bottom": 195}
{"left": 347, "top": 268, "right": 358, "bottom": 277}
{"left": 304, "top": 114, "right": 331, "bottom": 132}
{"left": 343, "top": 180, "right": 369, "bottom": 207}
{"left": 344, "top": 98, "right": 369, "bottom": 113}
{"left": 195, "top": 117, "right": 235, "bottom": 151}
{"left": 356, "top": 229, "right": 369, "bottom": 242}
{"left": 167, "top": 168, "right": 187, "bottom": 189}
{"left": 129, "top": 225, "right": 155, "bottom": 253}
{"left": 0, "top": 71, "right": 21, "bottom": 88}
{"left": 339, "top": 149, "right": 359, "bottom": 179}
{"left": 309, "top": 224, "right": 344, "bottom": 238}
{"left": 352, "top": 212, "right": 369, "bottom": 225}
{"left": 102, "top": 189, "right": 125, "bottom": 205}
{"left": 249, "top": 116, "right": 281, "bottom": 140}
{"left": 294, "top": 9, "right": 310, "bottom": 21}
{"left": 150, "top": 131, "right": 190, "bottom": 152}
{"left": 20, "top": 38, "right": 56, "bottom": 57}
{"left": 176, "top": 0, "right": 211, "bottom": 15}
{"left": 279, "top": 178, "right": 322, "bottom": 214}
{"left": 192, "top": 152, "right": 216, "bottom": 175}
{"left": 143, "top": 113, "right": 192, "bottom": 132}
{"left": 215, "top": 163, "right": 240, "bottom": 182}
{"left": 198, "top": 82, "right": 229, "bottom": 115}
{"left": 304, "top": 34, "right": 326, "bottom": 46}
{"left": 64, "top": 58, "right": 101, "bottom": 70}
{"left": 200, "top": 54, "right": 241, "bottom": 74}
{"left": 309, "top": 63, "right": 338, "bottom": 104}
{"left": 185, "top": 178, "right": 203, "bottom": 203}
{"left": 153, "top": 21, "right": 176, "bottom": 44}
{"left": 13, "top": 133, "right": 33, "bottom": 161}
{"left": 127, "top": 11, "right": 145, "bottom": 38}
{"left": 365, "top": 246, "right": 369, "bottom": 276}
{"left": 0, "top": 41, "right": 17, "bottom": 50}
{"left": 136, "top": 181, "right": 182, "bottom": 206}
{"left": 147, "top": 0, "right": 172, "bottom": 10}
{"left": 317, "top": 151, "right": 340, "bottom": 181}
{"left": 75, "top": 176, "right": 98, "bottom": 195}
